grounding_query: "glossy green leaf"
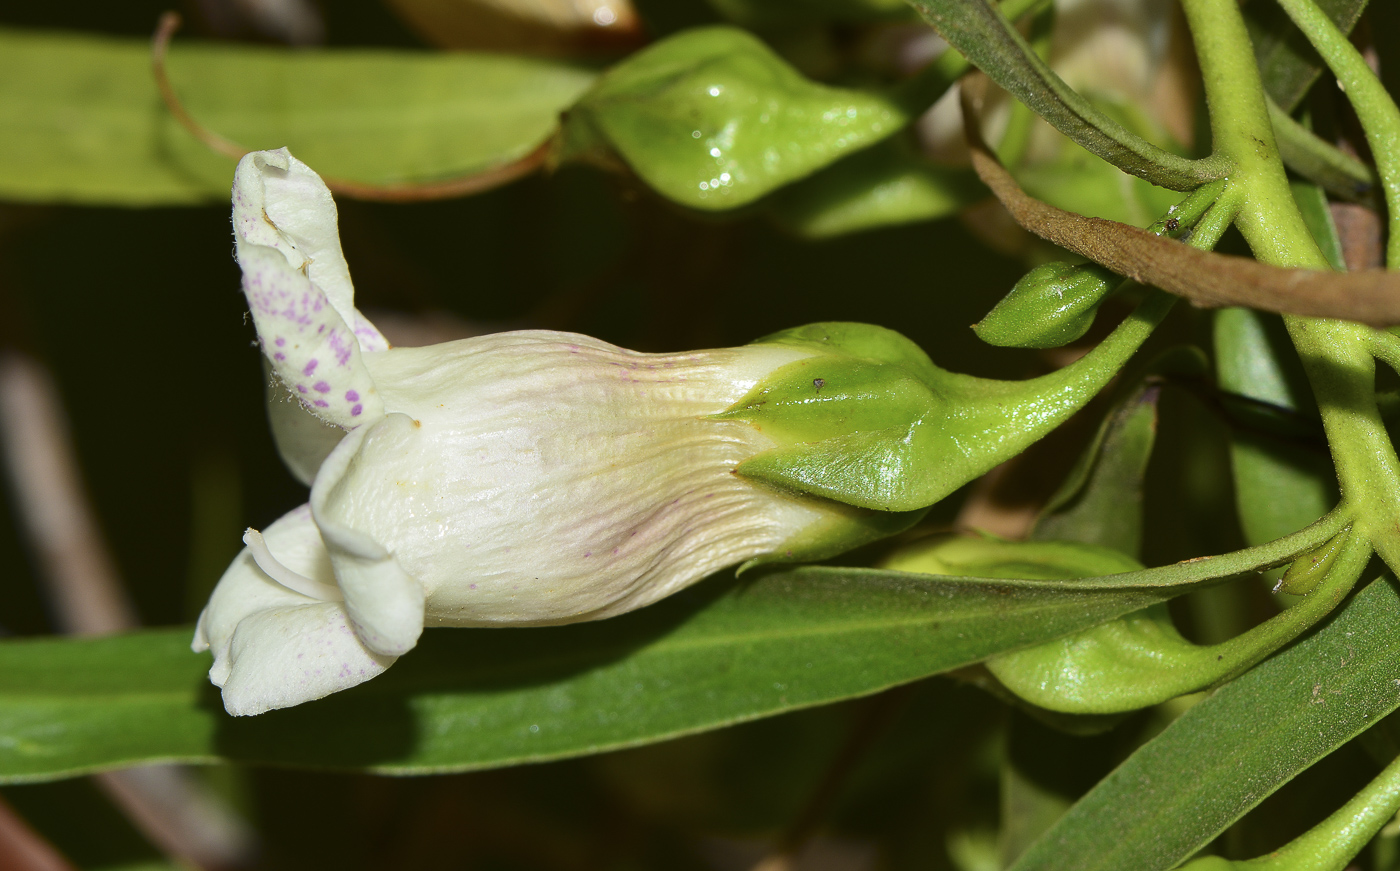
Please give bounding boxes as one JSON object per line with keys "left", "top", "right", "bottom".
{"left": 767, "top": 140, "right": 981, "bottom": 238}
{"left": 1010, "top": 575, "right": 1400, "bottom": 871}
{"left": 904, "top": 0, "right": 1223, "bottom": 191}
{"left": 0, "top": 27, "right": 595, "bottom": 205}
{"left": 1245, "top": 0, "right": 1370, "bottom": 112}
{"left": 0, "top": 567, "right": 1184, "bottom": 783}
{"left": 988, "top": 528, "right": 1370, "bottom": 715}
{"left": 559, "top": 26, "right": 913, "bottom": 210}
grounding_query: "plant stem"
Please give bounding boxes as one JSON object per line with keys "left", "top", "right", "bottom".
{"left": 1275, "top": 0, "right": 1400, "bottom": 269}
{"left": 1180, "top": 0, "right": 1400, "bottom": 572}
{"left": 1247, "top": 750, "right": 1400, "bottom": 870}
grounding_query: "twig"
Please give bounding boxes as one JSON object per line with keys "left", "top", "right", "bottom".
{"left": 748, "top": 689, "right": 911, "bottom": 871}
{"left": 0, "top": 353, "right": 257, "bottom": 871}
{"left": 152, "top": 12, "right": 552, "bottom": 203}
{"left": 152, "top": 12, "right": 246, "bottom": 163}
{"left": 958, "top": 76, "right": 1400, "bottom": 326}
{"left": 0, "top": 795, "right": 77, "bottom": 871}
{"left": 0, "top": 354, "right": 135, "bottom": 635}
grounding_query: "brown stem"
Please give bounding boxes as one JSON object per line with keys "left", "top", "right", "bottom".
{"left": 0, "top": 795, "right": 77, "bottom": 871}
{"left": 152, "top": 11, "right": 551, "bottom": 202}
{"left": 152, "top": 12, "right": 246, "bottom": 162}
{"left": 749, "top": 688, "right": 911, "bottom": 871}
{"left": 959, "top": 77, "right": 1400, "bottom": 326}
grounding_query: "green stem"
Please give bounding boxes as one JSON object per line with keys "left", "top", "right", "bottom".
{"left": 1181, "top": 0, "right": 1400, "bottom": 572}
{"left": 1245, "top": 749, "right": 1400, "bottom": 870}
{"left": 1275, "top": 0, "right": 1400, "bottom": 269}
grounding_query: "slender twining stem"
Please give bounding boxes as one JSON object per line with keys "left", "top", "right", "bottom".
{"left": 1275, "top": 0, "right": 1400, "bottom": 269}
{"left": 1244, "top": 750, "right": 1400, "bottom": 870}
{"left": 1180, "top": 0, "right": 1400, "bottom": 572}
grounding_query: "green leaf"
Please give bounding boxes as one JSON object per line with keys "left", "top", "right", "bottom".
{"left": 904, "top": 0, "right": 1223, "bottom": 191}
{"left": 767, "top": 140, "right": 981, "bottom": 238}
{"left": 1010, "top": 575, "right": 1400, "bottom": 871}
{"left": 1213, "top": 308, "right": 1337, "bottom": 553}
{"left": 0, "top": 27, "right": 595, "bottom": 206}
{"left": 559, "top": 26, "right": 914, "bottom": 210}
{"left": 1269, "top": 98, "right": 1379, "bottom": 204}
{"left": 0, "top": 568, "right": 1182, "bottom": 783}
{"left": 1032, "top": 381, "right": 1160, "bottom": 558}
{"left": 1245, "top": 0, "right": 1370, "bottom": 112}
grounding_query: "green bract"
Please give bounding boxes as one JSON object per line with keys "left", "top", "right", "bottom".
{"left": 559, "top": 26, "right": 910, "bottom": 210}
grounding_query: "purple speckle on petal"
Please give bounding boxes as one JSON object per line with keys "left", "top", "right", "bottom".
{"left": 274, "top": 352, "right": 286, "bottom": 361}
{"left": 313, "top": 381, "right": 331, "bottom": 393}
{"left": 314, "top": 399, "right": 329, "bottom": 408}
{"left": 296, "top": 384, "right": 308, "bottom": 394}
{"left": 345, "top": 389, "right": 359, "bottom": 401}
{"left": 274, "top": 337, "right": 286, "bottom": 347}
{"left": 469, "top": 583, "right": 477, "bottom": 590}
{"left": 351, "top": 404, "right": 363, "bottom": 416}
{"left": 303, "top": 359, "right": 319, "bottom": 376}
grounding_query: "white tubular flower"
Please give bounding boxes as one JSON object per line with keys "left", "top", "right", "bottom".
{"left": 193, "top": 149, "right": 873, "bottom": 716}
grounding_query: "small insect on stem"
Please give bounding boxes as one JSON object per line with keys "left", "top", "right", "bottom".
{"left": 1166, "top": 217, "right": 1180, "bottom": 232}
{"left": 813, "top": 378, "right": 825, "bottom": 392}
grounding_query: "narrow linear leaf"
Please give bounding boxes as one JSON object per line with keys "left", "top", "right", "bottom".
{"left": 0, "top": 568, "right": 1185, "bottom": 783}
{"left": 1269, "top": 97, "right": 1379, "bottom": 204}
{"left": 1032, "top": 382, "right": 1160, "bottom": 557}
{"left": 1011, "top": 575, "right": 1400, "bottom": 871}
{"left": 904, "top": 0, "right": 1222, "bottom": 191}
{"left": 0, "top": 27, "right": 595, "bottom": 206}
{"left": 1215, "top": 308, "right": 1337, "bottom": 554}
{"left": 1246, "top": 0, "right": 1370, "bottom": 113}
{"left": 966, "top": 133, "right": 1400, "bottom": 326}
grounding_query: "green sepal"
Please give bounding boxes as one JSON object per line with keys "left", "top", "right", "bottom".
{"left": 975, "top": 261, "right": 1117, "bottom": 350}
{"left": 717, "top": 322, "right": 951, "bottom": 512}
{"left": 724, "top": 293, "right": 1172, "bottom": 512}
{"left": 557, "top": 27, "right": 909, "bottom": 211}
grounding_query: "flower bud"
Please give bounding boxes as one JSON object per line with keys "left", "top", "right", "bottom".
{"left": 974, "top": 261, "right": 1117, "bottom": 349}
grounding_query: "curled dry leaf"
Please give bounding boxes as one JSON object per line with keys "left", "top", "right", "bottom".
{"left": 961, "top": 81, "right": 1400, "bottom": 327}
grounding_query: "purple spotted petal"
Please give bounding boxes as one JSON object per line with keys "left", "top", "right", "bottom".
{"left": 232, "top": 149, "right": 385, "bottom": 430}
